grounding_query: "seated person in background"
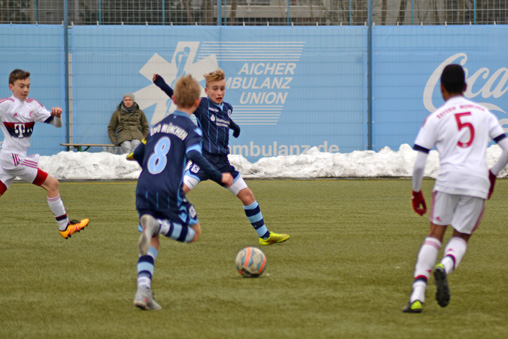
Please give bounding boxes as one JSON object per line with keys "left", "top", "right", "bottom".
{"left": 108, "top": 93, "right": 149, "bottom": 154}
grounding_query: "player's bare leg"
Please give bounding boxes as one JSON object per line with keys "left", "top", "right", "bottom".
{"left": 39, "top": 174, "right": 88, "bottom": 239}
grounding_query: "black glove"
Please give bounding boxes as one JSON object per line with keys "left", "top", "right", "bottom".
{"left": 153, "top": 74, "right": 174, "bottom": 98}
{"left": 153, "top": 74, "right": 165, "bottom": 86}
{"left": 230, "top": 120, "right": 240, "bottom": 138}
{"left": 233, "top": 126, "right": 240, "bottom": 138}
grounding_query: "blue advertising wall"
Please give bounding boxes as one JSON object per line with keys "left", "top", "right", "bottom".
{"left": 70, "top": 26, "right": 367, "bottom": 160}
{"left": 0, "top": 25, "right": 65, "bottom": 154}
{"left": 1, "top": 25, "right": 507, "bottom": 161}
{"left": 373, "top": 26, "right": 508, "bottom": 150}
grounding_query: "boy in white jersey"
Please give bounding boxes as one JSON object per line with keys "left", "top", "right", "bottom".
{"left": 0, "top": 69, "right": 89, "bottom": 239}
{"left": 403, "top": 64, "right": 508, "bottom": 313}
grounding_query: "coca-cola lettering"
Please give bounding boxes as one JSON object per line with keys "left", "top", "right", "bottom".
{"left": 424, "top": 53, "right": 506, "bottom": 114}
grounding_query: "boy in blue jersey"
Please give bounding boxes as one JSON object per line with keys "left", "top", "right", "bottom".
{"left": 132, "top": 75, "right": 233, "bottom": 311}
{"left": 153, "top": 69, "right": 289, "bottom": 246}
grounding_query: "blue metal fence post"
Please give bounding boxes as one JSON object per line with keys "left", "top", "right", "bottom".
{"left": 64, "top": 0, "right": 70, "bottom": 143}
{"left": 349, "top": 0, "right": 352, "bottom": 25}
{"left": 367, "top": 0, "right": 373, "bottom": 150}
{"left": 224, "top": 0, "right": 227, "bottom": 25}
{"left": 474, "top": 0, "right": 477, "bottom": 24}
{"left": 411, "top": 0, "right": 414, "bottom": 25}
{"left": 217, "top": 0, "right": 222, "bottom": 25}
{"left": 287, "top": 0, "right": 290, "bottom": 25}
{"left": 162, "top": 0, "right": 165, "bottom": 25}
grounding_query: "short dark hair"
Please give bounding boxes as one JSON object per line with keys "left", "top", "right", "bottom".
{"left": 9, "top": 69, "right": 30, "bottom": 85}
{"left": 440, "top": 64, "right": 466, "bottom": 94}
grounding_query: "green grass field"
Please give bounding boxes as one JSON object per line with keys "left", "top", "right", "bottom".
{"left": 1, "top": 179, "right": 507, "bottom": 338}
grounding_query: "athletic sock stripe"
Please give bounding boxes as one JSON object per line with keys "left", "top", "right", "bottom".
{"left": 148, "top": 247, "right": 159, "bottom": 260}
{"left": 414, "top": 275, "right": 428, "bottom": 283}
{"left": 138, "top": 264, "right": 154, "bottom": 276}
{"left": 138, "top": 255, "right": 154, "bottom": 265}
{"left": 138, "top": 256, "right": 155, "bottom": 276}
{"left": 177, "top": 225, "right": 189, "bottom": 242}
{"left": 252, "top": 220, "right": 265, "bottom": 229}
{"left": 138, "top": 271, "right": 152, "bottom": 279}
{"left": 55, "top": 214, "right": 68, "bottom": 221}
{"left": 424, "top": 237, "right": 441, "bottom": 250}
{"left": 444, "top": 254, "right": 457, "bottom": 270}
{"left": 260, "top": 230, "right": 270, "bottom": 239}
{"left": 244, "top": 206, "right": 261, "bottom": 217}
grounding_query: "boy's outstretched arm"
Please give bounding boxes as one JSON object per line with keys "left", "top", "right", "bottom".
{"left": 411, "top": 150, "right": 428, "bottom": 216}
{"left": 229, "top": 119, "right": 240, "bottom": 138}
{"left": 153, "top": 74, "right": 174, "bottom": 98}
{"left": 45, "top": 107, "right": 63, "bottom": 127}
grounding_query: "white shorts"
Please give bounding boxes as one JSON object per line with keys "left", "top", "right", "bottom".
{"left": 0, "top": 152, "right": 40, "bottom": 189}
{"left": 183, "top": 173, "right": 248, "bottom": 196}
{"left": 430, "top": 191, "right": 485, "bottom": 235}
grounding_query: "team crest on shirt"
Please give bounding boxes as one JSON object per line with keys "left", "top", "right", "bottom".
{"left": 211, "top": 114, "right": 216, "bottom": 122}
{"left": 29, "top": 111, "right": 35, "bottom": 119}
{"left": 228, "top": 109, "right": 232, "bottom": 117}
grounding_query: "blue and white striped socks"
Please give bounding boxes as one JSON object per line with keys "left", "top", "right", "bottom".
{"left": 243, "top": 201, "right": 269, "bottom": 239}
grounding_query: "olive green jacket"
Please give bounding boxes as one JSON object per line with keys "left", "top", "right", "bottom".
{"left": 108, "top": 102, "right": 149, "bottom": 145}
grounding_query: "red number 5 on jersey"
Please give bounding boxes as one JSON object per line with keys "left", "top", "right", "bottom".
{"left": 455, "top": 112, "right": 475, "bottom": 148}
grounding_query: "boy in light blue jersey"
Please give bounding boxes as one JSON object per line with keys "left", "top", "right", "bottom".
{"left": 132, "top": 75, "right": 233, "bottom": 311}
{"left": 153, "top": 69, "right": 289, "bottom": 246}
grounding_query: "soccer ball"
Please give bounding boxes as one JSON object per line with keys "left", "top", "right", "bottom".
{"left": 235, "top": 246, "right": 266, "bottom": 278}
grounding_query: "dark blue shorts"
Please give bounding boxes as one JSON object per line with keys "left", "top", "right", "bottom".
{"left": 185, "top": 153, "right": 240, "bottom": 185}
{"left": 137, "top": 195, "right": 198, "bottom": 228}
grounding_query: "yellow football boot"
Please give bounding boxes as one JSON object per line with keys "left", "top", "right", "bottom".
{"left": 402, "top": 300, "right": 423, "bottom": 313}
{"left": 60, "top": 219, "right": 89, "bottom": 239}
{"left": 259, "top": 231, "right": 290, "bottom": 246}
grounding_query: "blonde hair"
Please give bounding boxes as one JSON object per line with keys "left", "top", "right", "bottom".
{"left": 204, "top": 68, "right": 225, "bottom": 87}
{"left": 173, "top": 75, "right": 201, "bottom": 108}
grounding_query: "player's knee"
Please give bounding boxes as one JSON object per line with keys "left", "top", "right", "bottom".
{"left": 238, "top": 187, "right": 255, "bottom": 205}
{"left": 42, "top": 175, "right": 59, "bottom": 193}
{"left": 189, "top": 223, "right": 201, "bottom": 242}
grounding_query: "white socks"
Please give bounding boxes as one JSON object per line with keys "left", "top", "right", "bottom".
{"left": 410, "top": 237, "right": 442, "bottom": 303}
{"left": 410, "top": 236, "right": 469, "bottom": 303}
{"left": 414, "top": 237, "right": 441, "bottom": 281}
{"left": 441, "top": 237, "right": 468, "bottom": 274}
{"left": 47, "top": 195, "right": 69, "bottom": 230}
